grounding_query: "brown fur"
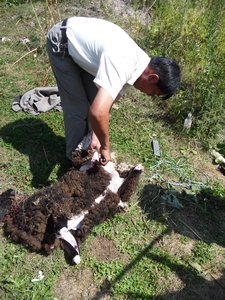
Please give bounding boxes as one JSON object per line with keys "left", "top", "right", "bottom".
{"left": 3, "top": 151, "right": 142, "bottom": 258}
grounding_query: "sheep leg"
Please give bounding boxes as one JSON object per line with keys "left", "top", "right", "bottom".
{"left": 118, "top": 164, "right": 143, "bottom": 202}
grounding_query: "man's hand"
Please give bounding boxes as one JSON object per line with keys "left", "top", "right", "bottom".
{"left": 100, "top": 147, "right": 111, "bottom": 165}
{"left": 88, "top": 132, "right": 110, "bottom": 165}
{"left": 88, "top": 132, "right": 101, "bottom": 153}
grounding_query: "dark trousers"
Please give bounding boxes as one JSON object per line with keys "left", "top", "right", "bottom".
{"left": 46, "top": 21, "right": 98, "bottom": 159}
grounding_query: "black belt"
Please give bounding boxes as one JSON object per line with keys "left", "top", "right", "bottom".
{"left": 60, "top": 18, "right": 68, "bottom": 45}
{"left": 60, "top": 18, "right": 68, "bottom": 57}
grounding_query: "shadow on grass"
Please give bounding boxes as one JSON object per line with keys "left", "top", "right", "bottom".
{"left": 91, "top": 228, "right": 225, "bottom": 299}
{"left": 0, "top": 117, "right": 70, "bottom": 188}
{"left": 91, "top": 184, "right": 225, "bottom": 299}
{"left": 90, "top": 228, "right": 170, "bottom": 300}
{"left": 139, "top": 184, "right": 225, "bottom": 247}
{"left": 125, "top": 268, "right": 225, "bottom": 300}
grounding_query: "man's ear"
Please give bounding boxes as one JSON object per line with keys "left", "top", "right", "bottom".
{"left": 148, "top": 73, "right": 159, "bottom": 83}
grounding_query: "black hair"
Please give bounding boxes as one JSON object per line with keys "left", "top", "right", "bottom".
{"left": 149, "top": 57, "right": 181, "bottom": 100}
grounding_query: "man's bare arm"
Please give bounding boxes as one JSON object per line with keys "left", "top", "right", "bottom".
{"left": 89, "top": 87, "right": 114, "bottom": 165}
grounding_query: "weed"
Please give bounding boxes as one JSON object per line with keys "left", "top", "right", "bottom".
{"left": 191, "top": 241, "right": 213, "bottom": 266}
{"left": 134, "top": 0, "right": 225, "bottom": 145}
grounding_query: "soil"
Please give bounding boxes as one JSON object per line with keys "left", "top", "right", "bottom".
{"left": 53, "top": 237, "right": 124, "bottom": 300}
{"left": 86, "top": 236, "right": 125, "bottom": 262}
{"left": 191, "top": 153, "right": 225, "bottom": 186}
{"left": 53, "top": 268, "right": 110, "bottom": 300}
{"left": 160, "top": 273, "right": 225, "bottom": 300}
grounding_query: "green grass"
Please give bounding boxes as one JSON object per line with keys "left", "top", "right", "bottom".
{"left": 0, "top": 233, "right": 66, "bottom": 300}
{"left": 1, "top": 1, "right": 225, "bottom": 299}
{"left": 134, "top": 0, "right": 225, "bottom": 146}
{"left": 191, "top": 241, "right": 213, "bottom": 266}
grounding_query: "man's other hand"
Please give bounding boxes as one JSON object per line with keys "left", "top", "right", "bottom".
{"left": 88, "top": 132, "right": 101, "bottom": 153}
{"left": 100, "top": 148, "right": 111, "bottom": 165}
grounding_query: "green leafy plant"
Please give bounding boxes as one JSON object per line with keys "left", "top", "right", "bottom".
{"left": 191, "top": 241, "right": 213, "bottom": 265}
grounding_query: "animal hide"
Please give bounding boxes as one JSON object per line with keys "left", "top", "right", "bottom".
{"left": 4, "top": 151, "right": 143, "bottom": 264}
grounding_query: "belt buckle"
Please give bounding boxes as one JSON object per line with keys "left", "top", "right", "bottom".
{"left": 60, "top": 42, "right": 68, "bottom": 58}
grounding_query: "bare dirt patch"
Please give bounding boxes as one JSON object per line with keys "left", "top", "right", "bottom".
{"left": 156, "top": 232, "right": 195, "bottom": 258}
{"left": 53, "top": 268, "right": 111, "bottom": 300}
{"left": 160, "top": 272, "right": 225, "bottom": 300}
{"left": 191, "top": 154, "right": 225, "bottom": 186}
{"left": 86, "top": 236, "right": 125, "bottom": 262}
{"left": 53, "top": 237, "right": 127, "bottom": 300}
{"left": 157, "top": 273, "right": 185, "bottom": 298}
